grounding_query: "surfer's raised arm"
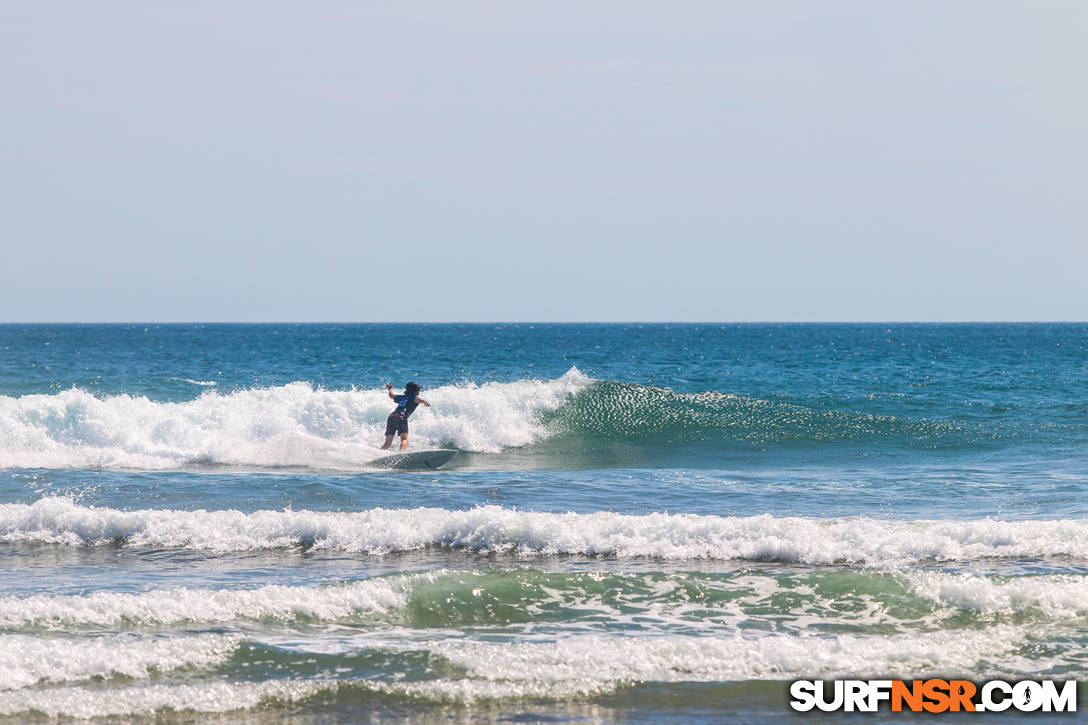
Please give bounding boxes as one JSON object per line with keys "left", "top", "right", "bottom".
{"left": 385, "top": 382, "right": 396, "bottom": 400}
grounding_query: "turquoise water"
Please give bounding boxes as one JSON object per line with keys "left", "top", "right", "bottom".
{"left": 1, "top": 323, "right": 1086, "bottom": 722}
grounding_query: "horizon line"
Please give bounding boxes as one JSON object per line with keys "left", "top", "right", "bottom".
{"left": 2, "top": 320, "right": 1086, "bottom": 325}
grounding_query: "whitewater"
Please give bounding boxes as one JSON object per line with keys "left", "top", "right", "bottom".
{"left": 0, "top": 370, "right": 590, "bottom": 469}
{"left": 6, "top": 498, "right": 1088, "bottom": 564}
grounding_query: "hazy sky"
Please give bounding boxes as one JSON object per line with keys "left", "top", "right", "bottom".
{"left": 2, "top": 2, "right": 1085, "bottom": 322}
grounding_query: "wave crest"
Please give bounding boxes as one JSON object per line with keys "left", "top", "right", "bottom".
{"left": 0, "top": 369, "right": 589, "bottom": 469}
{"left": 5, "top": 498, "right": 1088, "bottom": 564}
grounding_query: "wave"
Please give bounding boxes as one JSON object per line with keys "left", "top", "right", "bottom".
{"left": 1, "top": 565, "right": 1085, "bottom": 717}
{"left": 5, "top": 498, "right": 1088, "bottom": 564}
{"left": 0, "top": 626, "right": 1043, "bottom": 717}
{"left": 0, "top": 368, "right": 996, "bottom": 472}
{"left": 0, "top": 679, "right": 325, "bottom": 719}
{"left": 0, "top": 633, "right": 237, "bottom": 690}
{"left": 0, "top": 575, "right": 420, "bottom": 628}
{"left": 0, "top": 369, "right": 590, "bottom": 469}
{"left": 390, "top": 626, "right": 1032, "bottom": 699}
{"left": 6, "top": 568, "right": 1088, "bottom": 632}
{"left": 907, "top": 570, "right": 1088, "bottom": 617}
{"left": 542, "top": 380, "right": 978, "bottom": 446}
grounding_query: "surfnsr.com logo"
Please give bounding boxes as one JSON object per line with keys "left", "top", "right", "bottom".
{"left": 790, "top": 680, "right": 1077, "bottom": 713}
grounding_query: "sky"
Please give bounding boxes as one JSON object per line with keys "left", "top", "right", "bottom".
{"left": 2, "top": 1, "right": 1085, "bottom": 322}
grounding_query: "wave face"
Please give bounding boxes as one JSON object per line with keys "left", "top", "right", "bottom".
{"left": 0, "top": 370, "right": 590, "bottom": 469}
{"left": 544, "top": 380, "right": 982, "bottom": 447}
{"left": 5, "top": 498, "right": 1088, "bottom": 565}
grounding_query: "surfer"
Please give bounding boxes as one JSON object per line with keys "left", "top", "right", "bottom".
{"left": 380, "top": 381, "right": 431, "bottom": 451}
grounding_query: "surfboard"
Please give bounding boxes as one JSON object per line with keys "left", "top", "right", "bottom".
{"left": 371, "top": 449, "right": 458, "bottom": 470}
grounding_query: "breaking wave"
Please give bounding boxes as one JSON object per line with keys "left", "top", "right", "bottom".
{"left": 6, "top": 568, "right": 1088, "bottom": 632}
{"left": 0, "top": 368, "right": 993, "bottom": 471}
{"left": 0, "top": 369, "right": 590, "bottom": 469}
{"left": 4, "top": 498, "right": 1088, "bottom": 564}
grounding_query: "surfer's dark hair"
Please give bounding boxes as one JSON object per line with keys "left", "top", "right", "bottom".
{"left": 405, "top": 381, "right": 422, "bottom": 395}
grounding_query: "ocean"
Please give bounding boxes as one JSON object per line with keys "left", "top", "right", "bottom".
{"left": 1, "top": 323, "right": 1086, "bottom": 723}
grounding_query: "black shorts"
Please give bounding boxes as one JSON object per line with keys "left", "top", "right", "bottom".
{"left": 385, "top": 412, "right": 408, "bottom": 436}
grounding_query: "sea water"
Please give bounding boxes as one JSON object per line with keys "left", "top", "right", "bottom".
{"left": 0, "top": 323, "right": 1086, "bottom": 723}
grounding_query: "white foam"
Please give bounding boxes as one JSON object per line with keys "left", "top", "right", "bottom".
{"left": 0, "top": 577, "right": 419, "bottom": 629}
{"left": 0, "top": 633, "right": 237, "bottom": 690}
{"left": 350, "top": 625, "right": 1036, "bottom": 703}
{"left": 0, "top": 627, "right": 1040, "bottom": 715}
{"left": 908, "top": 571, "right": 1088, "bottom": 617}
{"left": 5, "top": 498, "right": 1088, "bottom": 564}
{"left": 0, "top": 679, "right": 327, "bottom": 719}
{"left": 435, "top": 626, "right": 1026, "bottom": 683}
{"left": 169, "top": 378, "right": 218, "bottom": 387}
{"left": 0, "top": 368, "right": 590, "bottom": 469}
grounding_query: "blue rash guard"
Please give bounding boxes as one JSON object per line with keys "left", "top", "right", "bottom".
{"left": 385, "top": 394, "right": 420, "bottom": 436}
